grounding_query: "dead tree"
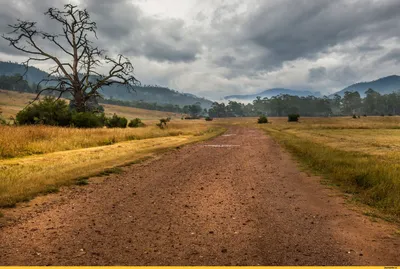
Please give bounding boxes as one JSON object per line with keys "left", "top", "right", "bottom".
{"left": 2, "top": 4, "right": 139, "bottom": 112}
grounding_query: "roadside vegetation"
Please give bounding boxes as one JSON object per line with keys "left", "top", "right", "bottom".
{"left": 0, "top": 121, "right": 217, "bottom": 159}
{"left": 258, "top": 116, "right": 400, "bottom": 218}
{"left": 0, "top": 126, "right": 224, "bottom": 208}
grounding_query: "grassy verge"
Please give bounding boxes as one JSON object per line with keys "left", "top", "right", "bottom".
{"left": 261, "top": 126, "right": 400, "bottom": 219}
{"left": 0, "top": 121, "right": 215, "bottom": 159}
{"left": 0, "top": 127, "right": 225, "bottom": 207}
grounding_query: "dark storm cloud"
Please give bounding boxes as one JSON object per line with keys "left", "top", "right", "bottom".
{"left": 210, "top": 0, "right": 400, "bottom": 71}
{"left": 0, "top": 0, "right": 201, "bottom": 63}
{"left": 82, "top": 0, "right": 201, "bottom": 63}
{"left": 0, "top": 0, "right": 83, "bottom": 58}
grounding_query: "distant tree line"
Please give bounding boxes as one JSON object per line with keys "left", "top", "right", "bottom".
{"left": 0, "top": 74, "right": 205, "bottom": 116}
{"left": 210, "top": 89, "right": 400, "bottom": 117}
{"left": 2, "top": 74, "right": 400, "bottom": 118}
{"left": 100, "top": 98, "right": 184, "bottom": 113}
{"left": 0, "top": 74, "right": 41, "bottom": 93}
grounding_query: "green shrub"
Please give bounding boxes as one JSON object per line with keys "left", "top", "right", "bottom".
{"left": 257, "top": 115, "right": 268, "bottom": 124}
{"left": 156, "top": 118, "right": 169, "bottom": 129}
{"left": 352, "top": 114, "right": 357, "bottom": 119}
{"left": 128, "top": 118, "right": 145, "bottom": 128}
{"left": 16, "top": 96, "right": 71, "bottom": 126}
{"left": 71, "top": 112, "right": 105, "bottom": 128}
{"left": 106, "top": 114, "right": 128, "bottom": 128}
{"left": 205, "top": 117, "right": 213, "bottom": 121}
{"left": 288, "top": 114, "right": 300, "bottom": 122}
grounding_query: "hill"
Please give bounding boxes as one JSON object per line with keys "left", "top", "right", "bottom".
{"left": 224, "top": 88, "right": 321, "bottom": 101}
{"left": 0, "top": 61, "right": 213, "bottom": 108}
{"left": 332, "top": 75, "right": 400, "bottom": 97}
{"left": 0, "top": 61, "right": 49, "bottom": 84}
{"left": 0, "top": 89, "right": 178, "bottom": 120}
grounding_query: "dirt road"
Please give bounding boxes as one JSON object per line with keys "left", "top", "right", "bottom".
{"left": 1, "top": 127, "right": 399, "bottom": 265}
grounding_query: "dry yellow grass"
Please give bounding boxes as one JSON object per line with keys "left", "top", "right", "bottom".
{"left": 102, "top": 103, "right": 178, "bottom": 120}
{"left": 0, "top": 127, "right": 225, "bottom": 207}
{"left": 0, "top": 121, "right": 217, "bottom": 159}
{"left": 0, "top": 89, "right": 226, "bottom": 207}
{"left": 256, "top": 116, "right": 400, "bottom": 217}
{"left": 0, "top": 89, "right": 179, "bottom": 120}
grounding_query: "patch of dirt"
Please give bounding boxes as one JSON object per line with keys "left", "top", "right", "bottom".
{"left": 0, "top": 126, "right": 399, "bottom": 265}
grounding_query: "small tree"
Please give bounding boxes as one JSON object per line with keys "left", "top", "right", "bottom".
{"left": 3, "top": 4, "right": 140, "bottom": 112}
{"left": 257, "top": 115, "right": 268, "bottom": 124}
{"left": 288, "top": 114, "right": 300, "bottom": 122}
{"left": 16, "top": 96, "right": 72, "bottom": 126}
{"left": 128, "top": 118, "right": 145, "bottom": 128}
{"left": 106, "top": 114, "right": 127, "bottom": 128}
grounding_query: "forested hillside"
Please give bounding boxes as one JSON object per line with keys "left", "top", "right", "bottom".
{"left": 332, "top": 75, "right": 400, "bottom": 97}
{"left": 0, "top": 61, "right": 213, "bottom": 108}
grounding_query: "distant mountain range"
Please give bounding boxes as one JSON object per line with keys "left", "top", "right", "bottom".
{"left": 2, "top": 61, "right": 400, "bottom": 105}
{"left": 224, "top": 88, "right": 321, "bottom": 101}
{"left": 225, "top": 75, "right": 400, "bottom": 101}
{"left": 0, "top": 61, "right": 214, "bottom": 108}
{"left": 331, "top": 75, "right": 400, "bottom": 97}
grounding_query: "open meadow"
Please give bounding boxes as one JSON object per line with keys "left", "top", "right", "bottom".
{"left": 254, "top": 116, "right": 400, "bottom": 219}
{"left": 0, "top": 89, "right": 179, "bottom": 120}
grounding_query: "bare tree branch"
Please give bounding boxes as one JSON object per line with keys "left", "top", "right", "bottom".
{"left": 2, "top": 4, "right": 140, "bottom": 112}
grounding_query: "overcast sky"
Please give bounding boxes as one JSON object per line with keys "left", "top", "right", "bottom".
{"left": 1, "top": 0, "right": 400, "bottom": 100}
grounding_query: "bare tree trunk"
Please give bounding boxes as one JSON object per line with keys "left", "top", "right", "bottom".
{"left": 74, "top": 89, "right": 86, "bottom": 112}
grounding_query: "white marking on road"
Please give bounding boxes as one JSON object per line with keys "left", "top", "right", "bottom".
{"left": 203, "top": 144, "right": 241, "bottom": 148}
